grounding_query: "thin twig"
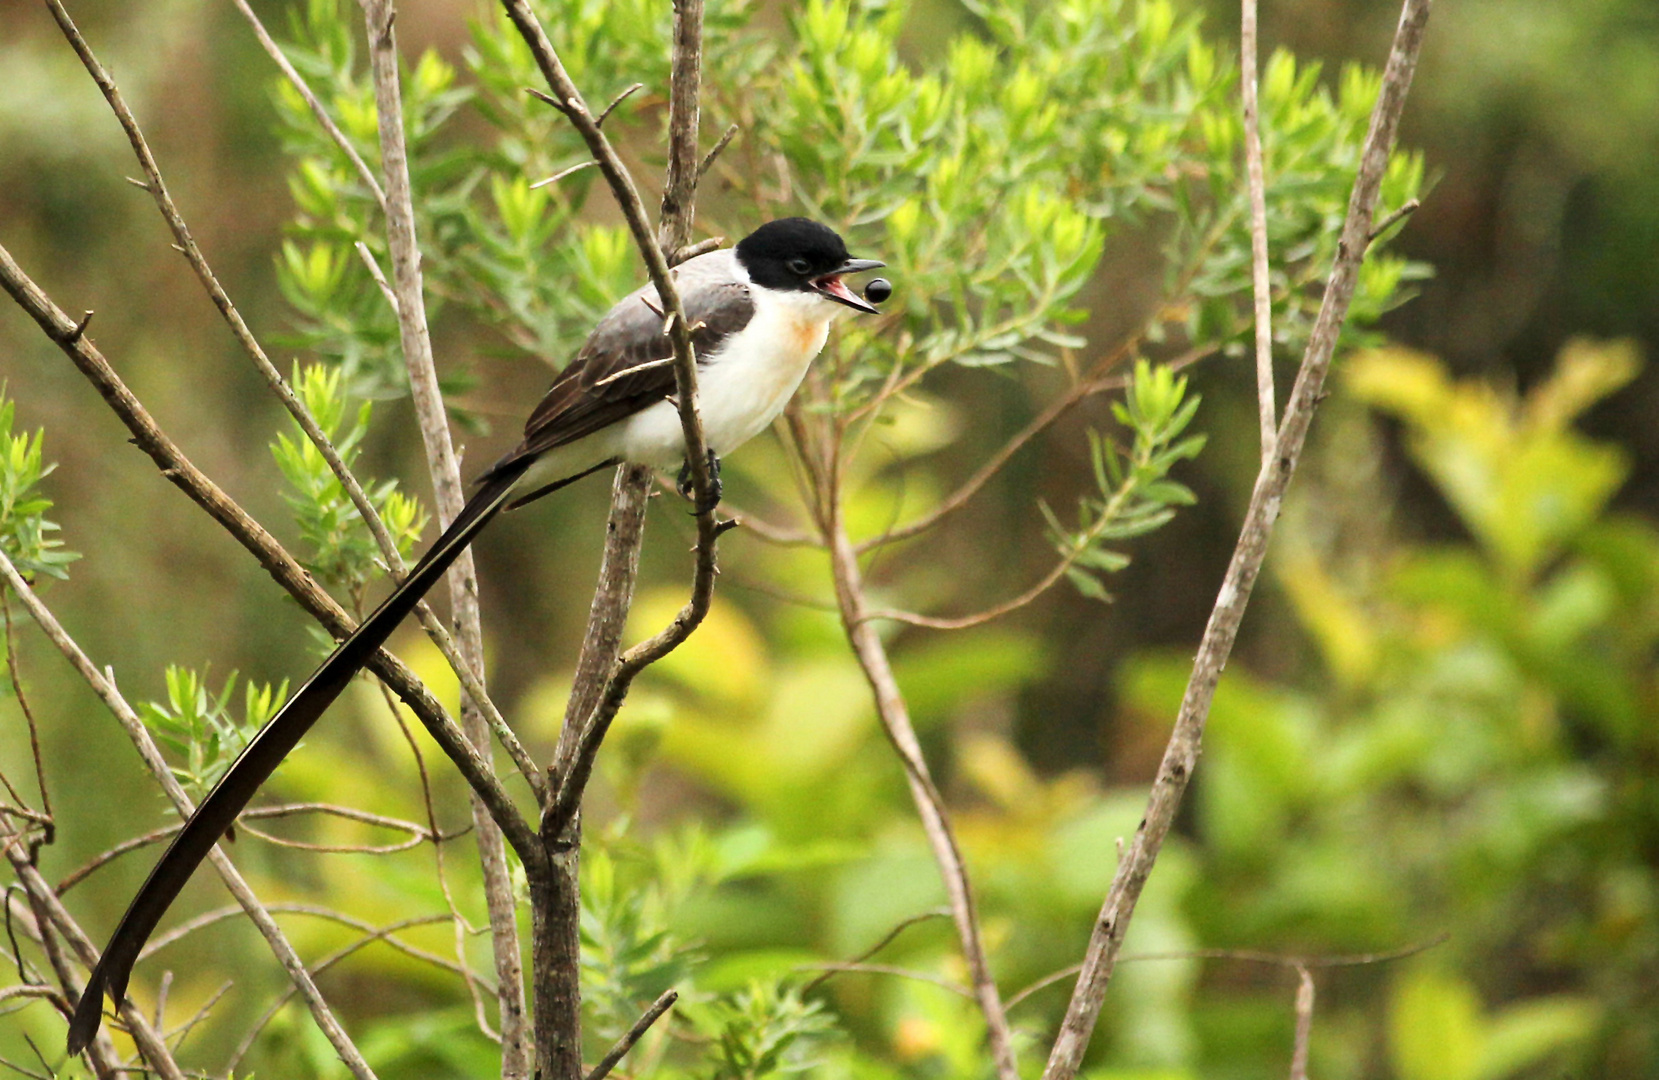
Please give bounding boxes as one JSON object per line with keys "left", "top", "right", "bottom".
{"left": 225, "top": 914, "right": 457, "bottom": 1073}
{"left": 826, "top": 521, "right": 1021, "bottom": 1080}
{"left": 1008, "top": 934, "right": 1446, "bottom": 1011}
{"left": 801, "top": 908, "right": 951, "bottom": 995}
{"left": 357, "top": 3, "right": 530, "bottom": 1067}
{"left": 374, "top": 681, "right": 499, "bottom": 1043}
{"left": 1242, "top": 0, "right": 1276, "bottom": 465}
{"left": 531, "top": 160, "right": 597, "bottom": 189}
{"left": 1368, "top": 197, "right": 1421, "bottom": 244}
{"left": 670, "top": 236, "right": 723, "bottom": 266}
{"left": 1, "top": 833, "right": 183, "bottom": 1080}
{"left": 140, "top": 904, "right": 466, "bottom": 978}
{"left": 55, "top": 801, "right": 456, "bottom": 894}
{"left": 228, "top": 0, "right": 388, "bottom": 210}
{"left": 596, "top": 82, "right": 644, "bottom": 127}
{"left": 795, "top": 961, "right": 972, "bottom": 1000}
{"left": 163, "top": 978, "right": 232, "bottom": 1052}
{"left": 1039, "top": 3, "right": 1433, "bottom": 1075}
{"left": 584, "top": 989, "right": 677, "bottom": 1080}
{"left": 697, "top": 123, "right": 739, "bottom": 181}
{"left": 0, "top": 594, "right": 51, "bottom": 848}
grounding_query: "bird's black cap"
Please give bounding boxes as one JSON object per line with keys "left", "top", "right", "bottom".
{"left": 736, "top": 218, "right": 884, "bottom": 313}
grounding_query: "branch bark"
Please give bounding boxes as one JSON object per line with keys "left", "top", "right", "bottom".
{"left": 534, "top": 464, "right": 652, "bottom": 1080}
{"left": 357, "top": 2, "right": 529, "bottom": 1068}
{"left": 1242, "top": 0, "right": 1277, "bottom": 465}
{"left": 1040, "top": 3, "right": 1433, "bottom": 1075}
{"left": 499, "top": 3, "right": 726, "bottom": 1076}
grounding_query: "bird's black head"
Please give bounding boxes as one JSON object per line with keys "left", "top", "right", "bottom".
{"left": 735, "top": 217, "right": 885, "bottom": 314}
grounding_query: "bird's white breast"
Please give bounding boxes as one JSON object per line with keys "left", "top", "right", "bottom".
{"left": 613, "top": 285, "right": 835, "bottom": 467}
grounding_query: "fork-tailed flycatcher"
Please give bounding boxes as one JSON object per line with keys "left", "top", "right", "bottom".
{"left": 66, "top": 217, "right": 883, "bottom": 1053}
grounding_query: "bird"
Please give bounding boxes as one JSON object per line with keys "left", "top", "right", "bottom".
{"left": 66, "top": 217, "right": 885, "bottom": 1054}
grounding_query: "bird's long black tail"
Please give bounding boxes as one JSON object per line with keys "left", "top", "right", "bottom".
{"left": 66, "top": 461, "right": 530, "bottom": 1055}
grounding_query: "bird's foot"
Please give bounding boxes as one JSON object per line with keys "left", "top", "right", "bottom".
{"left": 677, "top": 449, "right": 723, "bottom": 515}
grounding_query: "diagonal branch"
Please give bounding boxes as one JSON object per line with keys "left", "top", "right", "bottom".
{"left": 1040, "top": 2, "right": 1433, "bottom": 1075}
{"left": 228, "top": 0, "right": 388, "bottom": 211}
{"left": 827, "top": 520, "right": 1021, "bottom": 1079}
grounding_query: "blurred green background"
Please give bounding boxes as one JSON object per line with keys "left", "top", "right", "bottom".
{"left": 1, "top": 0, "right": 1655, "bottom": 1077}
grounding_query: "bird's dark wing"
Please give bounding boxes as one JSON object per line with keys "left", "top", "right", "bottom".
{"left": 485, "top": 258, "right": 755, "bottom": 476}
{"left": 66, "top": 462, "right": 530, "bottom": 1055}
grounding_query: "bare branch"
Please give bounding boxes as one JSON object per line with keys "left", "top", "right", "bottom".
{"left": 55, "top": 803, "right": 452, "bottom": 894}
{"left": 801, "top": 908, "right": 951, "bottom": 995}
{"left": 141, "top": 904, "right": 466, "bottom": 979}
{"left": 0, "top": 595, "right": 51, "bottom": 849}
{"left": 697, "top": 123, "right": 739, "bottom": 182}
{"left": 531, "top": 160, "right": 597, "bottom": 189}
{"left": 796, "top": 961, "right": 972, "bottom": 999}
{"left": 1040, "top": 3, "right": 1434, "bottom": 1075}
{"left": 596, "top": 82, "right": 644, "bottom": 128}
{"left": 357, "top": 4, "right": 530, "bottom": 1067}
{"left": 584, "top": 989, "right": 677, "bottom": 1080}
{"left": 1368, "top": 197, "right": 1421, "bottom": 244}
{"left": 670, "top": 236, "right": 724, "bottom": 266}
{"left": 225, "top": 913, "right": 458, "bottom": 1073}
{"left": 1242, "top": 0, "right": 1276, "bottom": 465}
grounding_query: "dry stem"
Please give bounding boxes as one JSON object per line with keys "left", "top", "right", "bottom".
{"left": 1242, "top": 0, "right": 1277, "bottom": 464}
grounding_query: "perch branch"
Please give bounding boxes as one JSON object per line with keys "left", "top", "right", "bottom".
{"left": 584, "top": 989, "right": 677, "bottom": 1080}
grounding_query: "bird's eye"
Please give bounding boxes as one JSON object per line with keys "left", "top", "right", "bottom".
{"left": 787, "top": 258, "right": 812, "bottom": 275}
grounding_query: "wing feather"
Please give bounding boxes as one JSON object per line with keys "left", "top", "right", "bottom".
{"left": 484, "top": 253, "right": 755, "bottom": 479}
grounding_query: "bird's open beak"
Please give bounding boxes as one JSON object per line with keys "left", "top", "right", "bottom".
{"left": 813, "top": 257, "right": 886, "bottom": 314}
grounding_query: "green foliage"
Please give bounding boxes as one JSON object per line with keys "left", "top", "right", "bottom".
{"left": 141, "top": 666, "right": 287, "bottom": 799}
{"left": 0, "top": 392, "right": 78, "bottom": 582}
{"left": 1121, "top": 342, "right": 1652, "bottom": 1074}
{"left": 1044, "top": 361, "right": 1206, "bottom": 600}
{"left": 271, "top": 363, "right": 427, "bottom": 594}
{"left": 32, "top": 0, "right": 1424, "bottom": 1073}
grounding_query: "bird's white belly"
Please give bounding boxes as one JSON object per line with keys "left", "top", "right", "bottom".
{"left": 615, "top": 300, "right": 831, "bottom": 466}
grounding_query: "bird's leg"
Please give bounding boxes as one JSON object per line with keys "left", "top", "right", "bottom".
{"left": 677, "top": 449, "right": 722, "bottom": 514}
